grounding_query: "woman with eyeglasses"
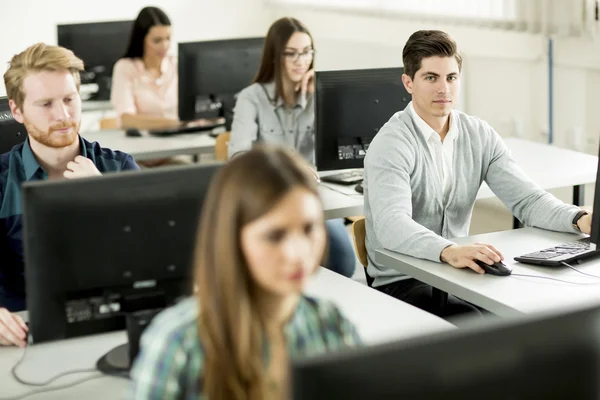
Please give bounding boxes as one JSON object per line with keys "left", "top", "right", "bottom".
{"left": 229, "top": 17, "right": 356, "bottom": 279}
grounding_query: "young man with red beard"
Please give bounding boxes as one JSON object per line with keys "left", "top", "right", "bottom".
{"left": 0, "top": 43, "right": 139, "bottom": 346}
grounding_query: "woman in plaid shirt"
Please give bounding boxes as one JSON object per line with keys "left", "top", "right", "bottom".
{"left": 130, "top": 145, "right": 362, "bottom": 399}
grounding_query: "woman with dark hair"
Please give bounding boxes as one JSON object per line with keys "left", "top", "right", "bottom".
{"left": 110, "top": 7, "right": 179, "bottom": 130}
{"left": 130, "top": 145, "right": 361, "bottom": 399}
{"left": 229, "top": 17, "right": 357, "bottom": 278}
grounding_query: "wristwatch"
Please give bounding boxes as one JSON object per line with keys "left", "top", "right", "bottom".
{"left": 572, "top": 210, "right": 589, "bottom": 232}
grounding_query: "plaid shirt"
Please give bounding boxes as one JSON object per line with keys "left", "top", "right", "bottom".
{"left": 130, "top": 295, "right": 362, "bottom": 399}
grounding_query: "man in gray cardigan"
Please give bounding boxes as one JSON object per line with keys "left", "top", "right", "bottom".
{"left": 364, "top": 30, "right": 593, "bottom": 318}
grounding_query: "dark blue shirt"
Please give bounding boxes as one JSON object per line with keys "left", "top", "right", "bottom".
{"left": 0, "top": 136, "right": 139, "bottom": 311}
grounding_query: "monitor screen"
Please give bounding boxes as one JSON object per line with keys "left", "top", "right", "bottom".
{"left": 315, "top": 68, "right": 410, "bottom": 171}
{"left": 57, "top": 20, "right": 134, "bottom": 100}
{"left": 22, "top": 163, "right": 221, "bottom": 344}
{"left": 591, "top": 142, "right": 600, "bottom": 249}
{"left": 178, "top": 37, "right": 264, "bottom": 128}
{"left": 0, "top": 97, "right": 27, "bottom": 155}
{"left": 292, "top": 303, "right": 600, "bottom": 399}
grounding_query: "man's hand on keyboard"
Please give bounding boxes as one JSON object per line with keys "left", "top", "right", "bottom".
{"left": 577, "top": 212, "right": 592, "bottom": 235}
{"left": 0, "top": 308, "right": 27, "bottom": 348}
{"left": 440, "top": 243, "right": 504, "bottom": 274}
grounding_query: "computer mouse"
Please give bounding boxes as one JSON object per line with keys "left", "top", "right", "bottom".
{"left": 125, "top": 128, "right": 142, "bottom": 137}
{"left": 475, "top": 260, "right": 512, "bottom": 276}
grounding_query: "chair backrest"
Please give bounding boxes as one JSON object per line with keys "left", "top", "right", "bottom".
{"left": 351, "top": 217, "right": 368, "bottom": 267}
{"left": 215, "top": 132, "right": 231, "bottom": 161}
{"left": 99, "top": 117, "right": 118, "bottom": 130}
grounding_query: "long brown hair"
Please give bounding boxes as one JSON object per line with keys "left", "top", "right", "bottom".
{"left": 196, "top": 145, "right": 323, "bottom": 400}
{"left": 253, "top": 17, "right": 314, "bottom": 103}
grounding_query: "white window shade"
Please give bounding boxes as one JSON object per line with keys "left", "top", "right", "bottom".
{"left": 268, "top": 0, "right": 599, "bottom": 38}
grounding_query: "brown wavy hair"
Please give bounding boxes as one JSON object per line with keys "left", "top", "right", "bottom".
{"left": 195, "top": 144, "right": 323, "bottom": 399}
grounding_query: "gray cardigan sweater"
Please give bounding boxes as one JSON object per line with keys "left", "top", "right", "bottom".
{"left": 364, "top": 103, "right": 582, "bottom": 287}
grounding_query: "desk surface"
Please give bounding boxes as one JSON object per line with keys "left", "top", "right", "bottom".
{"left": 81, "top": 100, "right": 112, "bottom": 113}
{"left": 318, "top": 184, "right": 363, "bottom": 219}
{"left": 375, "top": 227, "right": 600, "bottom": 318}
{"left": 82, "top": 130, "right": 217, "bottom": 161}
{"left": 83, "top": 131, "right": 360, "bottom": 220}
{"left": 476, "top": 138, "right": 598, "bottom": 199}
{"left": 0, "top": 268, "right": 452, "bottom": 399}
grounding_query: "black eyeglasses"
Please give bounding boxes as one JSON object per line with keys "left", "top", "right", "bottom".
{"left": 282, "top": 49, "right": 315, "bottom": 62}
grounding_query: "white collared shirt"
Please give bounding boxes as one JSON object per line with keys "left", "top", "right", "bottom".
{"left": 409, "top": 102, "right": 458, "bottom": 204}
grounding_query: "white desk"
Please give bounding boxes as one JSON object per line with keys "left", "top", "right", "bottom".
{"left": 477, "top": 138, "right": 597, "bottom": 206}
{"left": 78, "top": 131, "right": 361, "bottom": 221}
{"left": 81, "top": 100, "right": 112, "bottom": 113}
{"left": 82, "top": 130, "right": 217, "bottom": 161}
{"left": 375, "top": 227, "right": 600, "bottom": 318}
{"left": 305, "top": 268, "right": 453, "bottom": 344}
{"left": 0, "top": 268, "right": 452, "bottom": 399}
{"left": 319, "top": 184, "right": 363, "bottom": 219}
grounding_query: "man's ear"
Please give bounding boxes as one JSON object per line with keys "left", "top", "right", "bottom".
{"left": 8, "top": 99, "right": 24, "bottom": 124}
{"left": 401, "top": 73, "right": 413, "bottom": 95}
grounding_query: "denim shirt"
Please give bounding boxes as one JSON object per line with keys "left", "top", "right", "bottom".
{"left": 229, "top": 81, "right": 315, "bottom": 164}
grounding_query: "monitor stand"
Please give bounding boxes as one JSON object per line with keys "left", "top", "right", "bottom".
{"left": 97, "top": 343, "right": 130, "bottom": 378}
{"left": 96, "top": 308, "right": 162, "bottom": 378}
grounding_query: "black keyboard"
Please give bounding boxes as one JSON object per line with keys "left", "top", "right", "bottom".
{"left": 148, "top": 122, "right": 224, "bottom": 137}
{"left": 514, "top": 237, "right": 598, "bottom": 266}
{"left": 320, "top": 170, "right": 363, "bottom": 185}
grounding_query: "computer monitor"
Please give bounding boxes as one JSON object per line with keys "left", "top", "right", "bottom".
{"left": 21, "top": 163, "right": 222, "bottom": 376}
{"left": 57, "top": 20, "right": 134, "bottom": 101}
{"left": 178, "top": 37, "right": 264, "bottom": 129}
{"left": 314, "top": 67, "right": 410, "bottom": 171}
{"left": 590, "top": 143, "right": 600, "bottom": 250}
{"left": 291, "top": 303, "right": 600, "bottom": 399}
{"left": 0, "top": 97, "right": 27, "bottom": 155}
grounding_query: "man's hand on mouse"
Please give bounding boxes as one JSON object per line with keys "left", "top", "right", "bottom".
{"left": 440, "top": 242, "right": 504, "bottom": 274}
{"left": 63, "top": 156, "right": 102, "bottom": 180}
{"left": 0, "top": 308, "right": 28, "bottom": 348}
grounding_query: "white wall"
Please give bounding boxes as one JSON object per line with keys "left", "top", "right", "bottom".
{"left": 0, "top": 0, "right": 271, "bottom": 96}
{"left": 268, "top": 6, "right": 600, "bottom": 155}
{"left": 1, "top": 1, "right": 598, "bottom": 155}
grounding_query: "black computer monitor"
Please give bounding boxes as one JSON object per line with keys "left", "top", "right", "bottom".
{"left": 291, "top": 303, "right": 600, "bottom": 400}
{"left": 0, "top": 97, "right": 27, "bottom": 155}
{"left": 314, "top": 67, "right": 410, "bottom": 171}
{"left": 57, "top": 20, "right": 134, "bottom": 100}
{"left": 178, "top": 37, "right": 264, "bottom": 129}
{"left": 591, "top": 143, "right": 600, "bottom": 250}
{"left": 22, "top": 163, "right": 221, "bottom": 376}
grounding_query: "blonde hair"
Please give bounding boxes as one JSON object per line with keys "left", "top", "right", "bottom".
{"left": 3, "top": 43, "right": 85, "bottom": 109}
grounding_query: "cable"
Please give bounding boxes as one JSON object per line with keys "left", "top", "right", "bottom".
{"left": 511, "top": 273, "right": 600, "bottom": 285}
{"left": 10, "top": 345, "right": 97, "bottom": 386}
{"left": 321, "top": 183, "right": 363, "bottom": 197}
{"left": 0, "top": 346, "right": 109, "bottom": 400}
{"left": 560, "top": 261, "right": 600, "bottom": 279}
{"left": 0, "top": 374, "right": 107, "bottom": 400}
